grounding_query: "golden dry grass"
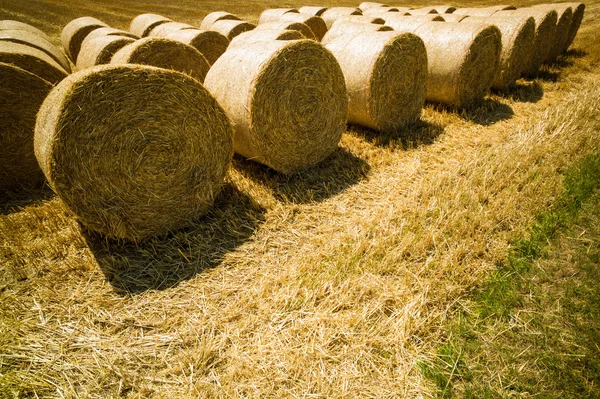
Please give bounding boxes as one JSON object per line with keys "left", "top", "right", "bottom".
{"left": 1, "top": 1, "right": 600, "bottom": 398}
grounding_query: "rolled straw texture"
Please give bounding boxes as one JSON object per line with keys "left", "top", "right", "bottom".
{"left": 462, "top": 16, "right": 535, "bottom": 89}
{"left": 321, "top": 22, "right": 393, "bottom": 45}
{"left": 358, "top": 2, "right": 390, "bottom": 11}
{"left": 228, "top": 29, "right": 303, "bottom": 50}
{"left": 496, "top": 8, "right": 557, "bottom": 75}
{"left": 321, "top": 7, "right": 363, "bottom": 28}
{"left": 0, "top": 41, "right": 68, "bottom": 84}
{"left": 279, "top": 13, "right": 328, "bottom": 41}
{"left": 384, "top": 15, "right": 445, "bottom": 31}
{"left": 255, "top": 21, "right": 315, "bottom": 40}
{"left": 84, "top": 27, "right": 138, "bottom": 42}
{"left": 332, "top": 16, "right": 385, "bottom": 25}
{"left": 0, "top": 62, "right": 52, "bottom": 192}
{"left": 430, "top": 5, "right": 457, "bottom": 13}
{"left": 34, "top": 64, "right": 233, "bottom": 241}
{"left": 325, "top": 31, "right": 427, "bottom": 131}
{"left": 532, "top": 4, "right": 573, "bottom": 60}
{"left": 210, "top": 20, "right": 255, "bottom": 40}
{"left": 204, "top": 40, "right": 347, "bottom": 174}
{"left": 76, "top": 35, "right": 135, "bottom": 69}
{"left": 0, "top": 20, "right": 51, "bottom": 41}
{"left": 362, "top": 7, "right": 407, "bottom": 16}
{"left": 111, "top": 37, "right": 210, "bottom": 83}
{"left": 406, "top": 7, "right": 440, "bottom": 15}
{"left": 148, "top": 22, "right": 195, "bottom": 37}
{"left": 129, "top": 14, "right": 171, "bottom": 38}
{"left": 61, "top": 17, "right": 109, "bottom": 62}
{"left": 163, "top": 29, "right": 228, "bottom": 65}
{"left": 563, "top": 3, "right": 585, "bottom": 50}
{"left": 258, "top": 8, "right": 299, "bottom": 24}
{"left": 0, "top": 29, "right": 71, "bottom": 72}
{"left": 442, "top": 14, "right": 470, "bottom": 22}
{"left": 298, "top": 6, "right": 329, "bottom": 17}
{"left": 453, "top": 5, "right": 517, "bottom": 16}
{"left": 199, "top": 12, "right": 240, "bottom": 30}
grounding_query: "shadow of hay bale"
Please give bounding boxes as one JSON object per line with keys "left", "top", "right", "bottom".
{"left": 348, "top": 118, "right": 444, "bottom": 149}
{"left": 494, "top": 80, "right": 544, "bottom": 103}
{"left": 233, "top": 147, "right": 370, "bottom": 204}
{"left": 0, "top": 184, "right": 54, "bottom": 215}
{"left": 84, "top": 183, "right": 265, "bottom": 294}
{"left": 452, "top": 98, "right": 515, "bottom": 126}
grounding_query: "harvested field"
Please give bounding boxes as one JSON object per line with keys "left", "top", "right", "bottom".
{"left": 1, "top": 0, "right": 599, "bottom": 398}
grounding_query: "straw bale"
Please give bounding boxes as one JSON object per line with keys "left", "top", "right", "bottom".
{"left": 321, "top": 21, "right": 393, "bottom": 45}
{"left": 298, "top": 6, "right": 328, "bottom": 17}
{"left": 0, "top": 41, "right": 68, "bottom": 84}
{"left": 258, "top": 8, "right": 299, "bottom": 25}
{"left": 0, "top": 62, "right": 52, "bottom": 192}
{"left": 406, "top": 7, "right": 440, "bottom": 15}
{"left": 363, "top": 7, "right": 408, "bottom": 16}
{"left": 321, "top": 7, "right": 363, "bottom": 28}
{"left": 84, "top": 27, "right": 138, "bottom": 42}
{"left": 210, "top": 20, "right": 256, "bottom": 40}
{"left": 148, "top": 22, "right": 195, "bottom": 38}
{"left": 496, "top": 8, "right": 557, "bottom": 75}
{"left": 0, "top": 29, "right": 71, "bottom": 72}
{"left": 76, "top": 35, "right": 135, "bottom": 69}
{"left": 430, "top": 5, "right": 457, "bottom": 13}
{"left": 453, "top": 5, "right": 517, "bottom": 16}
{"left": 0, "top": 20, "right": 51, "bottom": 41}
{"left": 332, "top": 16, "right": 385, "bottom": 26}
{"left": 111, "top": 37, "right": 210, "bottom": 83}
{"left": 462, "top": 16, "right": 535, "bottom": 89}
{"left": 384, "top": 15, "right": 445, "bottom": 31}
{"left": 61, "top": 17, "right": 109, "bottom": 62}
{"left": 199, "top": 11, "right": 241, "bottom": 30}
{"left": 34, "top": 64, "right": 233, "bottom": 241}
{"left": 562, "top": 2, "right": 585, "bottom": 50}
{"left": 129, "top": 14, "right": 171, "bottom": 38}
{"left": 228, "top": 29, "right": 304, "bottom": 50}
{"left": 204, "top": 40, "right": 347, "bottom": 174}
{"left": 442, "top": 14, "right": 470, "bottom": 22}
{"left": 163, "top": 29, "right": 229, "bottom": 65}
{"left": 325, "top": 31, "right": 427, "bottom": 131}
{"left": 279, "top": 13, "right": 328, "bottom": 41}
{"left": 358, "top": 2, "right": 389, "bottom": 11}
{"left": 255, "top": 21, "right": 316, "bottom": 40}
{"left": 532, "top": 4, "right": 573, "bottom": 60}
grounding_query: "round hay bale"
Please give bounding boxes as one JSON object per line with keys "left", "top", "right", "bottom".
{"left": 442, "top": 14, "right": 470, "bottom": 22}
{"left": 430, "top": 5, "right": 457, "bottom": 14}
{"left": 164, "top": 29, "right": 228, "bottom": 65}
{"left": 148, "top": 22, "right": 195, "bottom": 38}
{"left": 258, "top": 8, "right": 299, "bottom": 25}
{"left": 76, "top": 35, "right": 135, "bottom": 69}
{"left": 462, "top": 16, "right": 535, "bottom": 90}
{"left": 255, "top": 21, "right": 316, "bottom": 40}
{"left": 0, "top": 20, "right": 51, "bottom": 42}
{"left": 393, "top": 21, "right": 502, "bottom": 106}
{"left": 199, "top": 11, "right": 241, "bottom": 30}
{"left": 228, "top": 29, "right": 304, "bottom": 50}
{"left": 61, "top": 17, "right": 109, "bottom": 62}
{"left": 0, "top": 62, "right": 52, "bottom": 192}
{"left": 532, "top": 4, "right": 573, "bottom": 60}
{"left": 321, "top": 7, "right": 363, "bottom": 29}
{"left": 298, "top": 6, "right": 329, "bottom": 16}
{"left": 384, "top": 15, "right": 445, "bottom": 31}
{"left": 358, "top": 2, "right": 389, "bottom": 11}
{"left": 453, "top": 5, "right": 516, "bottom": 16}
{"left": 496, "top": 8, "right": 557, "bottom": 75}
{"left": 204, "top": 40, "right": 347, "bottom": 175}
{"left": 34, "top": 64, "right": 233, "bottom": 241}
{"left": 406, "top": 7, "right": 439, "bottom": 15}
{"left": 0, "top": 41, "right": 68, "bottom": 84}
{"left": 321, "top": 22, "right": 393, "bottom": 45}
{"left": 325, "top": 31, "right": 427, "bottom": 131}
{"left": 563, "top": 3, "right": 585, "bottom": 51}
{"left": 210, "top": 20, "right": 256, "bottom": 40}
{"left": 0, "top": 29, "right": 71, "bottom": 72}
{"left": 279, "top": 13, "right": 328, "bottom": 41}
{"left": 111, "top": 37, "right": 210, "bottom": 83}
{"left": 362, "top": 7, "right": 406, "bottom": 16}
{"left": 332, "top": 16, "right": 385, "bottom": 26}
{"left": 84, "top": 27, "right": 139, "bottom": 42}
{"left": 129, "top": 14, "right": 172, "bottom": 38}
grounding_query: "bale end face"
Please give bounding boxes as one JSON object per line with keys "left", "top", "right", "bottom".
{"left": 61, "top": 16, "right": 109, "bottom": 61}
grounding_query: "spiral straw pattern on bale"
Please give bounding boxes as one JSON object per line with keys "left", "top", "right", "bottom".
{"left": 111, "top": 37, "right": 210, "bottom": 83}
{"left": 325, "top": 31, "right": 427, "bottom": 132}
{"left": 199, "top": 11, "right": 241, "bottom": 30}
{"left": 0, "top": 42, "right": 68, "bottom": 84}
{"left": 533, "top": 4, "right": 573, "bottom": 60}
{"left": 228, "top": 29, "right": 303, "bottom": 50}
{"left": 563, "top": 3, "right": 585, "bottom": 51}
{"left": 164, "top": 29, "right": 229, "bottom": 65}
{"left": 321, "top": 8, "right": 363, "bottom": 28}
{"left": 453, "top": 5, "right": 517, "bottom": 16}
{"left": 0, "top": 62, "right": 52, "bottom": 192}
{"left": 204, "top": 40, "right": 347, "bottom": 175}
{"left": 129, "top": 14, "right": 171, "bottom": 38}
{"left": 34, "top": 64, "right": 233, "bottom": 241}
{"left": 358, "top": 2, "right": 389, "bottom": 11}
{"left": 76, "top": 35, "right": 135, "bottom": 69}
{"left": 321, "top": 22, "right": 393, "bottom": 45}
{"left": 384, "top": 14, "right": 446, "bottom": 31}
{"left": 255, "top": 21, "right": 315, "bottom": 40}
{"left": 0, "top": 29, "right": 71, "bottom": 72}
{"left": 298, "top": 6, "right": 329, "bottom": 17}
{"left": 0, "top": 20, "right": 51, "bottom": 41}
{"left": 332, "top": 16, "right": 386, "bottom": 26}
{"left": 258, "top": 8, "right": 299, "bottom": 25}
{"left": 496, "top": 8, "right": 557, "bottom": 75}
{"left": 61, "top": 17, "right": 109, "bottom": 62}
{"left": 279, "top": 13, "right": 328, "bottom": 42}
{"left": 462, "top": 16, "right": 535, "bottom": 90}
{"left": 209, "top": 20, "right": 255, "bottom": 40}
